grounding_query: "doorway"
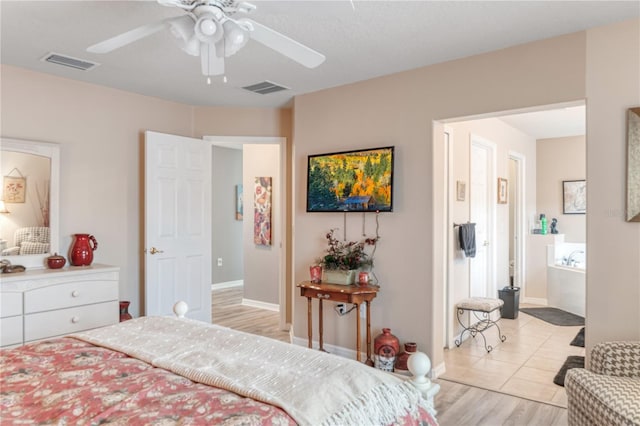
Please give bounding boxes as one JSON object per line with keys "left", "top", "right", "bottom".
{"left": 436, "top": 101, "right": 587, "bottom": 407}
{"left": 205, "top": 136, "right": 289, "bottom": 332}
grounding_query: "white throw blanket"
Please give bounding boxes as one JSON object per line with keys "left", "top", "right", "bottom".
{"left": 72, "top": 316, "right": 431, "bottom": 426}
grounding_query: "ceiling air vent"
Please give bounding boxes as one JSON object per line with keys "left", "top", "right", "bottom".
{"left": 242, "top": 81, "right": 289, "bottom": 95}
{"left": 41, "top": 53, "right": 99, "bottom": 71}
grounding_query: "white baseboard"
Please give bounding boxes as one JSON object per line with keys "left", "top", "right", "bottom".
{"left": 292, "top": 336, "right": 365, "bottom": 360}
{"left": 432, "top": 361, "right": 446, "bottom": 379}
{"left": 211, "top": 280, "right": 243, "bottom": 290}
{"left": 242, "top": 298, "right": 279, "bottom": 312}
{"left": 523, "top": 297, "right": 548, "bottom": 306}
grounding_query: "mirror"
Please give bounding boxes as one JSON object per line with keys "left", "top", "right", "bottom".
{"left": 627, "top": 107, "right": 640, "bottom": 222}
{"left": 0, "top": 138, "right": 59, "bottom": 268}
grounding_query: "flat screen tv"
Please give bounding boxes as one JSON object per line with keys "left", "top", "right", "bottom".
{"left": 306, "top": 146, "right": 394, "bottom": 213}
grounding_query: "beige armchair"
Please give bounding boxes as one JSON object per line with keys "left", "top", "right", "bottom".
{"left": 1, "top": 227, "right": 50, "bottom": 256}
{"left": 566, "top": 341, "right": 640, "bottom": 426}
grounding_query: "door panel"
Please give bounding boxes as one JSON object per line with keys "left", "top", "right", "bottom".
{"left": 145, "top": 131, "right": 212, "bottom": 322}
{"left": 469, "top": 136, "right": 496, "bottom": 299}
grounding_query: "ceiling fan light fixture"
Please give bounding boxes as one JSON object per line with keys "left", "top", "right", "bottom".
{"left": 222, "top": 20, "right": 249, "bottom": 56}
{"left": 195, "top": 14, "right": 223, "bottom": 43}
{"left": 168, "top": 15, "right": 200, "bottom": 56}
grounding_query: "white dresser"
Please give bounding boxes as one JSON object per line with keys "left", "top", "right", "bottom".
{"left": 0, "top": 264, "right": 119, "bottom": 348}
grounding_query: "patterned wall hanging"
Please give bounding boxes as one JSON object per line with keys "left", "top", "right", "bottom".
{"left": 254, "top": 177, "right": 272, "bottom": 246}
{"left": 3, "top": 168, "right": 26, "bottom": 203}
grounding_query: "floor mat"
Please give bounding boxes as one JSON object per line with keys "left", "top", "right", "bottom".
{"left": 570, "top": 327, "right": 585, "bottom": 347}
{"left": 553, "top": 355, "right": 585, "bottom": 386}
{"left": 520, "top": 307, "right": 585, "bottom": 326}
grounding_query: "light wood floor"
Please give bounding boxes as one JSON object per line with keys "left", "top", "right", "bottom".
{"left": 434, "top": 379, "right": 568, "bottom": 425}
{"left": 212, "top": 286, "right": 290, "bottom": 342}
{"left": 212, "top": 287, "right": 569, "bottom": 425}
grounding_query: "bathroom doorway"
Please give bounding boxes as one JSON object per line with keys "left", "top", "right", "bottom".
{"left": 437, "top": 100, "right": 586, "bottom": 406}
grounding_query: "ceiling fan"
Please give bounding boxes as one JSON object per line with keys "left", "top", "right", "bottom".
{"left": 87, "top": 0, "right": 326, "bottom": 81}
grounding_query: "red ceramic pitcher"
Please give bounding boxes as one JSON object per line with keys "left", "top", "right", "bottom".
{"left": 69, "top": 234, "right": 98, "bottom": 266}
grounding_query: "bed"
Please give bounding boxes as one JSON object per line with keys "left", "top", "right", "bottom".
{"left": 1, "top": 305, "right": 438, "bottom": 425}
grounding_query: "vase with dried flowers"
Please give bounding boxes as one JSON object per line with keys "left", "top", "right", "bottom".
{"left": 319, "top": 228, "right": 378, "bottom": 285}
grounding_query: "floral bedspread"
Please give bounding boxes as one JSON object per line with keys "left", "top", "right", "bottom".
{"left": 1, "top": 337, "right": 437, "bottom": 425}
{"left": 0, "top": 338, "right": 295, "bottom": 425}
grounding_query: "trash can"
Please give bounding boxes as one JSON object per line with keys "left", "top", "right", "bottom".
{"left": 498, "top": 286, "right": 520, "bottom": 319}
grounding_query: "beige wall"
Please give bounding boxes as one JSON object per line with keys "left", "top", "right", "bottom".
{"left": 1, "top": 65, "right": 290, "bottom": 317}
{"left": 242, "top": 144, "right": 280, "bottom": 305}
{"left": 212, "top": 146, "right": 243, "bottom": 283}
{"left": 536, "top": 136, "right": 586, "bottom": 243}
{"left": 585, "top": 19, "right": 640, "bottom": 355}
{"left": 293, "top": 31, "right": 586, "bottom": 369}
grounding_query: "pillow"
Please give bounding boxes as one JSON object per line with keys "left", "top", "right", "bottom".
{"left": 19, "top": 242, "right": 50, "bottom": 255}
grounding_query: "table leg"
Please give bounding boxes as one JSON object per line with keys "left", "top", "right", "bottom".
{"left": 318, "top": 298, "right": 324, "bottom": 351}
{"left": 355, "top": 303, "right": 361, "bottom": 362}
{"left": 306, "top": 297, "right": 312, "bottom": 349}
{"left": 365, "top": 300, "right": 374, "bottom": 366}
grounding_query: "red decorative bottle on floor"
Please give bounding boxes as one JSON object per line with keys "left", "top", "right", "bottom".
{"left": 69, "top": 234, "right": 98, "bottom": 266}
{"left": 119, "top": 301, "right": 133, "bottom": 322}
{"left": 374, "top": 328, "right": 400, "bottom": 372}
{"left": 394, "top": 342, "right": 418, "bottom": 372}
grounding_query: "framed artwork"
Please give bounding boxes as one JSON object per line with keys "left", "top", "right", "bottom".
{"left": 563, "top": 180, "right": 586, "bottom": 214}
{"left": 497, "top": 178, "right": 508, "bottom": 204}
{"left": 456, "top": 181, "right": 466, "bottom": 201}
{"left": 235, "top": 184, "right": 243, "bottom": 221}
{"left": 3, "top": 176, "right": 26, "bottom": 203}
{"left": 254, "top": 177, "right": 272, "bottom": 246}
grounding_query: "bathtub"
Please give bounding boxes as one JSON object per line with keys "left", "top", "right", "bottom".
{"left": 547, "top": 264, "right": 585, "bottom": 317}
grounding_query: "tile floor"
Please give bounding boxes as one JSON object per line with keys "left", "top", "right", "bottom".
{"left": 441, "top": 306, "right": 585, "bottom": 408}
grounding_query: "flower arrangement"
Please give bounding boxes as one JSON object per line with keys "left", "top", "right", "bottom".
{"left": 319, "top": 228, "right": 378, "bottom": 271}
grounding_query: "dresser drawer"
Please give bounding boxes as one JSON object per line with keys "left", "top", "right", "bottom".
{"left": 24, "top": 281, "right": 118, "bottom": 314}
{"left": 24, "top": 301, "right": 118, "bottom": 342}
{"left": 0, "top": 316, "right": 23, "bottom": 347}
{"left": 1, "top": 292, "right": 22, "bottom": 318}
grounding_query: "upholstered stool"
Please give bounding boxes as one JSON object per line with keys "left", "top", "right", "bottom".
{"left": 455, "top": 297, "right": 506, "bottom": 352}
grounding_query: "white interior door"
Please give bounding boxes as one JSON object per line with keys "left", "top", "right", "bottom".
{"left": 145, "top": 131, "right": 212, "bottom": 322}
{"left": 470, "top": 136, "right": 496, "bottom": 298}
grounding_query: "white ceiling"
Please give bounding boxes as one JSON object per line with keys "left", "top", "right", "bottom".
{"left": 499, "top": 105, "right": 586, "bottom": 140}
{"left": 1, "top": 1, "right": 638, "bottom": 113}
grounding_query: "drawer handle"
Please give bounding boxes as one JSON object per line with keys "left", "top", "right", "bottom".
{"left": 71, "top": 291, "right": 80, "bottom": 297}
{"left": 317, "top": 293, "right": 331, "bottom": 299}
{"left": 71, "top": 316, "right": 80, "bottom": 323}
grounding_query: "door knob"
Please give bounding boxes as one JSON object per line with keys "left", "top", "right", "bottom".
{"left": 149, "top": 247, "right": 164, "bottom": 255}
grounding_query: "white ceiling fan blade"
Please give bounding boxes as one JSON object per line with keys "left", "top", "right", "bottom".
{"left": 242, "top": 19, "right": 325, "bottom": 68}
{"left": 200, "top": 42, "right": 225, "bottom": 76}
{"left": 87, "top": 21, "right": 167, "bottom": 54}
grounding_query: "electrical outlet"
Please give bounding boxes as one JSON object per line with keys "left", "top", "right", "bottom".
{"left": 217, "top": 258, "right": 223, "bottom": 267}
{"left": 336, "top": 303, "right": 348, "bottom": 315}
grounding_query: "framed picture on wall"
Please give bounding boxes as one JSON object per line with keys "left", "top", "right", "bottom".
{"left": 563, "top": 180, "right": 586, "bottom": 214}
{"left": 497, "top": 178, "right": 508, "bottom": 204}
{"left": 3, "top": 175, "right": 26, "bottom": 203}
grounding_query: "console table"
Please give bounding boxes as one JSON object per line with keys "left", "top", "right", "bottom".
{"left": 297, "top": 281, "right": 379, "bottom": 365}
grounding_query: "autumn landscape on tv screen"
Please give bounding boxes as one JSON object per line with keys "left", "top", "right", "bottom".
{"left": 307, "top": 147, "right": 393, "bottom": 212}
